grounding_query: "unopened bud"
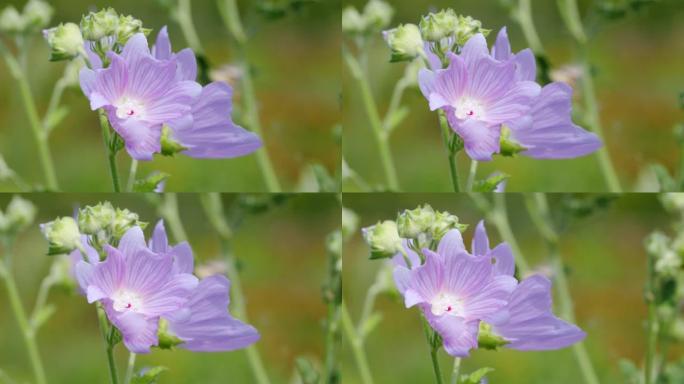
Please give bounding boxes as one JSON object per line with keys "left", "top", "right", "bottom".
{"left": 41, "top": 217, "right": 81, "bottom": 255}
{"left": 430, "top": 211, "right": 467, "bottom": 241}
{"left": 342, "top": 6, "right": 365, "bottom": 35}
{"left": 80, "top": 8, "right": 119, "bottom": 41}
{"left": 4, "top": 195, "right": 36, "bottom": 233}
{"left": 43, "top": 23, "right": 84, "bottom": 61}
{"left": 0, "top": 6, "right": 25, "bottom": 34}
{"left": 477, "top": 322, "right": 509, "bottom": 350}
{"left": 384, "top": 23, "right": 424, "bottom": 62}
{"left": 111, "top": 208, "right": 146, "bottom": 240}
{"left": 22, "top": 0, "right": 52, "bottom": 31}
{"left": 396, "top": 205, "right": 435, "bottom": 239}
{"left": 362, "top": 220, "right": 403, "bottom": 259}
{"left": 116, "top": 14, "right": 150, "bottom": 45}
{"left": 78, "top": 202, "right": 115, "bottom": 235}
{"left": 362, "top": 0, "right": 393, "bottom": 32}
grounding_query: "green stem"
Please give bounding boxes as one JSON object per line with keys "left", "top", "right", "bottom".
{"left": 42, "top": 67, "right": 68, "bottom": 134}
{"left": 198, "top": 194, "right": 271, "bottom": 384}
{"left": 124, "top": 353, "right": 136, "bottom": 384}
{"left": 342, "top": 303, "right": 374, "bottom": 384}
{"left": 451, "top": 358, "right": 461, "bottom": 384}
{"left": 356, "top": 284, "right": 380, "bottom": 337}
{"left": 219, "top": 0, "right": 282, "bottom": 192}
{"left": 96, "top": 304, "right": 118, "bottom": 384}
{"left": 0, "top": 43, "right": 59, "bottom": 190}
{"left": 515, "top": 0, "right": 546, "bottom": 55}
{"left": 343, "top": 49, "right": 400, "bottom": 191}
{"left": 439, "top": 111, "right": 460, "bottom": 192}
{"left": 1, "top": 260, "right": 48, "bottom": 384}
{"left": 98, "top": 110, "right": 120, "bottom": 192}
{"left": 157, "top": 194, "right": 188, "bottom": 242}
{"left": 422, "top": 317, "right": 443, "bottom": 384}
{"left": 645, "top": 240, "right": 657, "bottom": 384}
{"left": 30, "top": 275, "right": 55, "bottom": 324}
{"left": 175, "top": 0, "right": 204, "bottom": 54}
{"left": 126, "top": 160, "right": 138, "bottom": 192}
{"left": 556, "top": 0, "right": 587, "bottom": 44}
{"left": 525, "top": 193, "right": 600, "bottom": 384}
{"left": 579, "top": 46, "right": 621, "bottom": 192}
{"left": 382, "top": 74, "right": 409, "bottom": 130}
{"left": 466, "top": 160, "right": 478, "bottom": 192}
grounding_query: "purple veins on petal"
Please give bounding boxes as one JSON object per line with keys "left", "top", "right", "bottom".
{"left": 488, "top": 275, "right": 586, "bottom": 350}
{"left": 166, "top": 82, "right": 262, "bottom": 159}
{"left": 508, "top": 82, "right": 602, "bottom": 159}
{"left": 152, "top": 26, "right": 197, "bottom": 82}
{"left": 166, "top": 275, "right": 260, "bottom": 352}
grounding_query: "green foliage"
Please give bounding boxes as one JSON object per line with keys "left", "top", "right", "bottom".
{"left": 473, "top": 173, "right": 509, "bottom": 192}
{"left": 131, "top": 366, "right": 167, "bottom": 384}
{"left": 460, "top": 367, "right": 495, "bottom": 384}
{"left": 295, "top": 357, "right": 320, "bottom": 384}
{"left": 132, "top": 172, "right": 169, "bottom": 192}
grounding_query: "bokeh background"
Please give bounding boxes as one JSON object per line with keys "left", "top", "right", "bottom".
{"left": 0, "top": 0, "right": 341, "bottom": 192}
{"left": 342, "top": 0, "right": 684, "bottom": 192}
{"left": 0, "top": 193, "right": 339, "bottom": 383}
{"left": 343, "top": 193, "right": 671, "bottom": 383}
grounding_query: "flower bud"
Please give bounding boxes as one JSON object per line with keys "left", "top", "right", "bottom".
{"left": 160, "top": 125, "right": 187, "bottom": 156}
{"left": 362, "top": 220, "right": 403, "bottom": 259}
{"left": 499, "top": 125, "right": 526, "bottom": 157}
{"left": 396, "top": 205, "right": 435, "bottom": 239}
{"left": 41, "top": 217, "right": 81, "bottom": 255}
{"left": 645, "top": 231, "right": 671, "bottom": 257}
{"left": 430, "top": 211, "right": 468, "bottom": 241}
{"left": 43, "top": 23, "right": 84, "bottom": 61}
{"left": 0, "top": 6, "right": 25, "bottom": 34}
{"left": 116, "top": 14, "right": 150, "bottom": 45}
{"left": 4, "top": 195, "right": 36, "bottom": 233}
{"left": 362, "top": 0, "right": 393, "bottom": 32}
{"left": 22, "top": 0, "right": 52, "bottom": 31}
{"left": 477, "top": 322, "right": 509, "bottom": 350}
{"left": 111, "top": 208, "right": 146, "bottom": 240}
{"left": 78, "top": 202, "right": 116, "bottom": 235}
{"left": 419, "top": 9, "right": 459, "bottom": 42}
{"left": 454, "top": 15, "right": 489, "bottom": 46}
{"left": 157, "top": 318, "right": 183, "bottom": 350}
{"left": 80, "top": 8, "right": 119, "bottom": 41}
{"left": 383, "top": 23, "right": 424, "bottom": 62}
{"left": 342, "top": 6, "right": 365, "bottom": 35}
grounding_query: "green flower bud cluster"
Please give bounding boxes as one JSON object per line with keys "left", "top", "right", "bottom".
{"left": 342, "top": 0, "right": 393, "bottom": 36}
{"left": 0, "top": 0, "right": 52, "bottom": 35}
{"left": 0, "top": 196, "right": 37, "bottom": 236}
{"left": 419, "top": 10, "right": 489, "bottom": 46}
{"left": 77, "top": 202, "right": 147, "bottom": 250}
{"left": 362, "top": 204, "right": 468, "bottom": 261}
{"left": 78, "top": 8, "right": 150, "bottom": 59}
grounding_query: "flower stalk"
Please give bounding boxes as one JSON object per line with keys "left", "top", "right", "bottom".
{"left": 525, "top": 193, "right": 600, "bottom": 384}
{"left": 98, "top": 110, "right": 121, "bottom": 192}
{"left": 97, "top": 303, "right": 119, "bottom": 384}
{"left": 342, "top": 302, "right": 374, "bottom": 384}
{"left": 218, "top": 0, "right": 282, "bottom": 192}
{"left": 343, "top": 47, "right": 400, "bottom": 191}
{"left": 0, "top": 41, "right": 59, "bottom": 190}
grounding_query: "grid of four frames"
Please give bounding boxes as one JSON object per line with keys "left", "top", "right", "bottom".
{"left": 0, "top": 0, "right": 682, "bottom": 383}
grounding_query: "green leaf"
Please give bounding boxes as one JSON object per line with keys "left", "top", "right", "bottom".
{"left": 618, "top": 359, "right": 640, "bottom": 384}
{"left": 460, "top": 367, "right": 495, "bottom": 384}
{"left": 131, "top": 366, "right": 167, "bottom": 384}
{"left": 295, "top": 357, "right": 320, "bottom": 384}
{"left": 473, "top": 173, "right": 508, "bottom": 192}
{"left": 133, "top": 173, "right": 169, "bottom": 192}
{"left": 311, "top": 164, "right": 339, "bottom": 192}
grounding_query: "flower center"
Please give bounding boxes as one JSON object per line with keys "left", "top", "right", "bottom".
{"left": 115, "top": 98, "right": 146, "bottom": 120}
{"left": 430, "top": 292, "right": 462, "bottom": 317}
{"left": 454, "top": 97, "right": 485, "bottom": 120}
{"left": 112, "top": 289, "right": 143, "bottom": 312}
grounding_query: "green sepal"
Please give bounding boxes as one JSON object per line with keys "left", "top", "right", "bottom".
{"left": 459, "top": 367, "right": 495, "bottom": 384}
{"left": 133, "top": 172, "right": 169, "bottom": 193}
{"left": 477, "top": 322, "right": 509, "bottom": 350}
{"left": 160, "top": 125, "right": 187, "bottom": 156}
{"left": 499, "top": 125, "right": 526, "bottom": 157}
{"left": 156, "top": 319, "right": 183, "bottom": 350}
{"left": 473, "top": 173, "right": 509, "bottom": 192}
{"left": 368, "top": 249, "right": 394, "bottom": 260}
{"left": 131, "top": 366, "right": 167, "bottom": 384}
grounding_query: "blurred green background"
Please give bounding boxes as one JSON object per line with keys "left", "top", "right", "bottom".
{"left": 0, "top": 193, "right": 339, "bottom": 383}
{"left": 342, "top": 0, "right": 684, "bottom": 192}
{"left": 343, "top": 193, "right": 673, "bottom": 383}
{"left": 0, "top": 0, "right": 341, "bottom": 192}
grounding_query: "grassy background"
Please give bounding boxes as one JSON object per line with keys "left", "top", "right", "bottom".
{"left": 342, "top": 0, "right": 684, "bottom": 192}
{"left": 342, "top": 193, "right": 673, "bottom": 383}
{"left": 0, "top": 0, "right": 341, "bottom": 192}
{"left": 0, "top": 193, "right": 339, "bottom": 383}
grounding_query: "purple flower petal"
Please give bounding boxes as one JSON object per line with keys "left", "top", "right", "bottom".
{"left": 471, "top": 220, "right": 489, "bottom": 256}
{"left": 167, "top": 275, "right": 260, "bottom": 352}
{"left": 436, "top": 229, "right": 466, "bottom": 258}
{"left": 105, "top": 306, "right": 159, "bottom": 354}
{"left": 425, "top": 313, "right": 479, "bottom": 357}
{"left": 449, "top": 118, "right": 501, "bottom": 161}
